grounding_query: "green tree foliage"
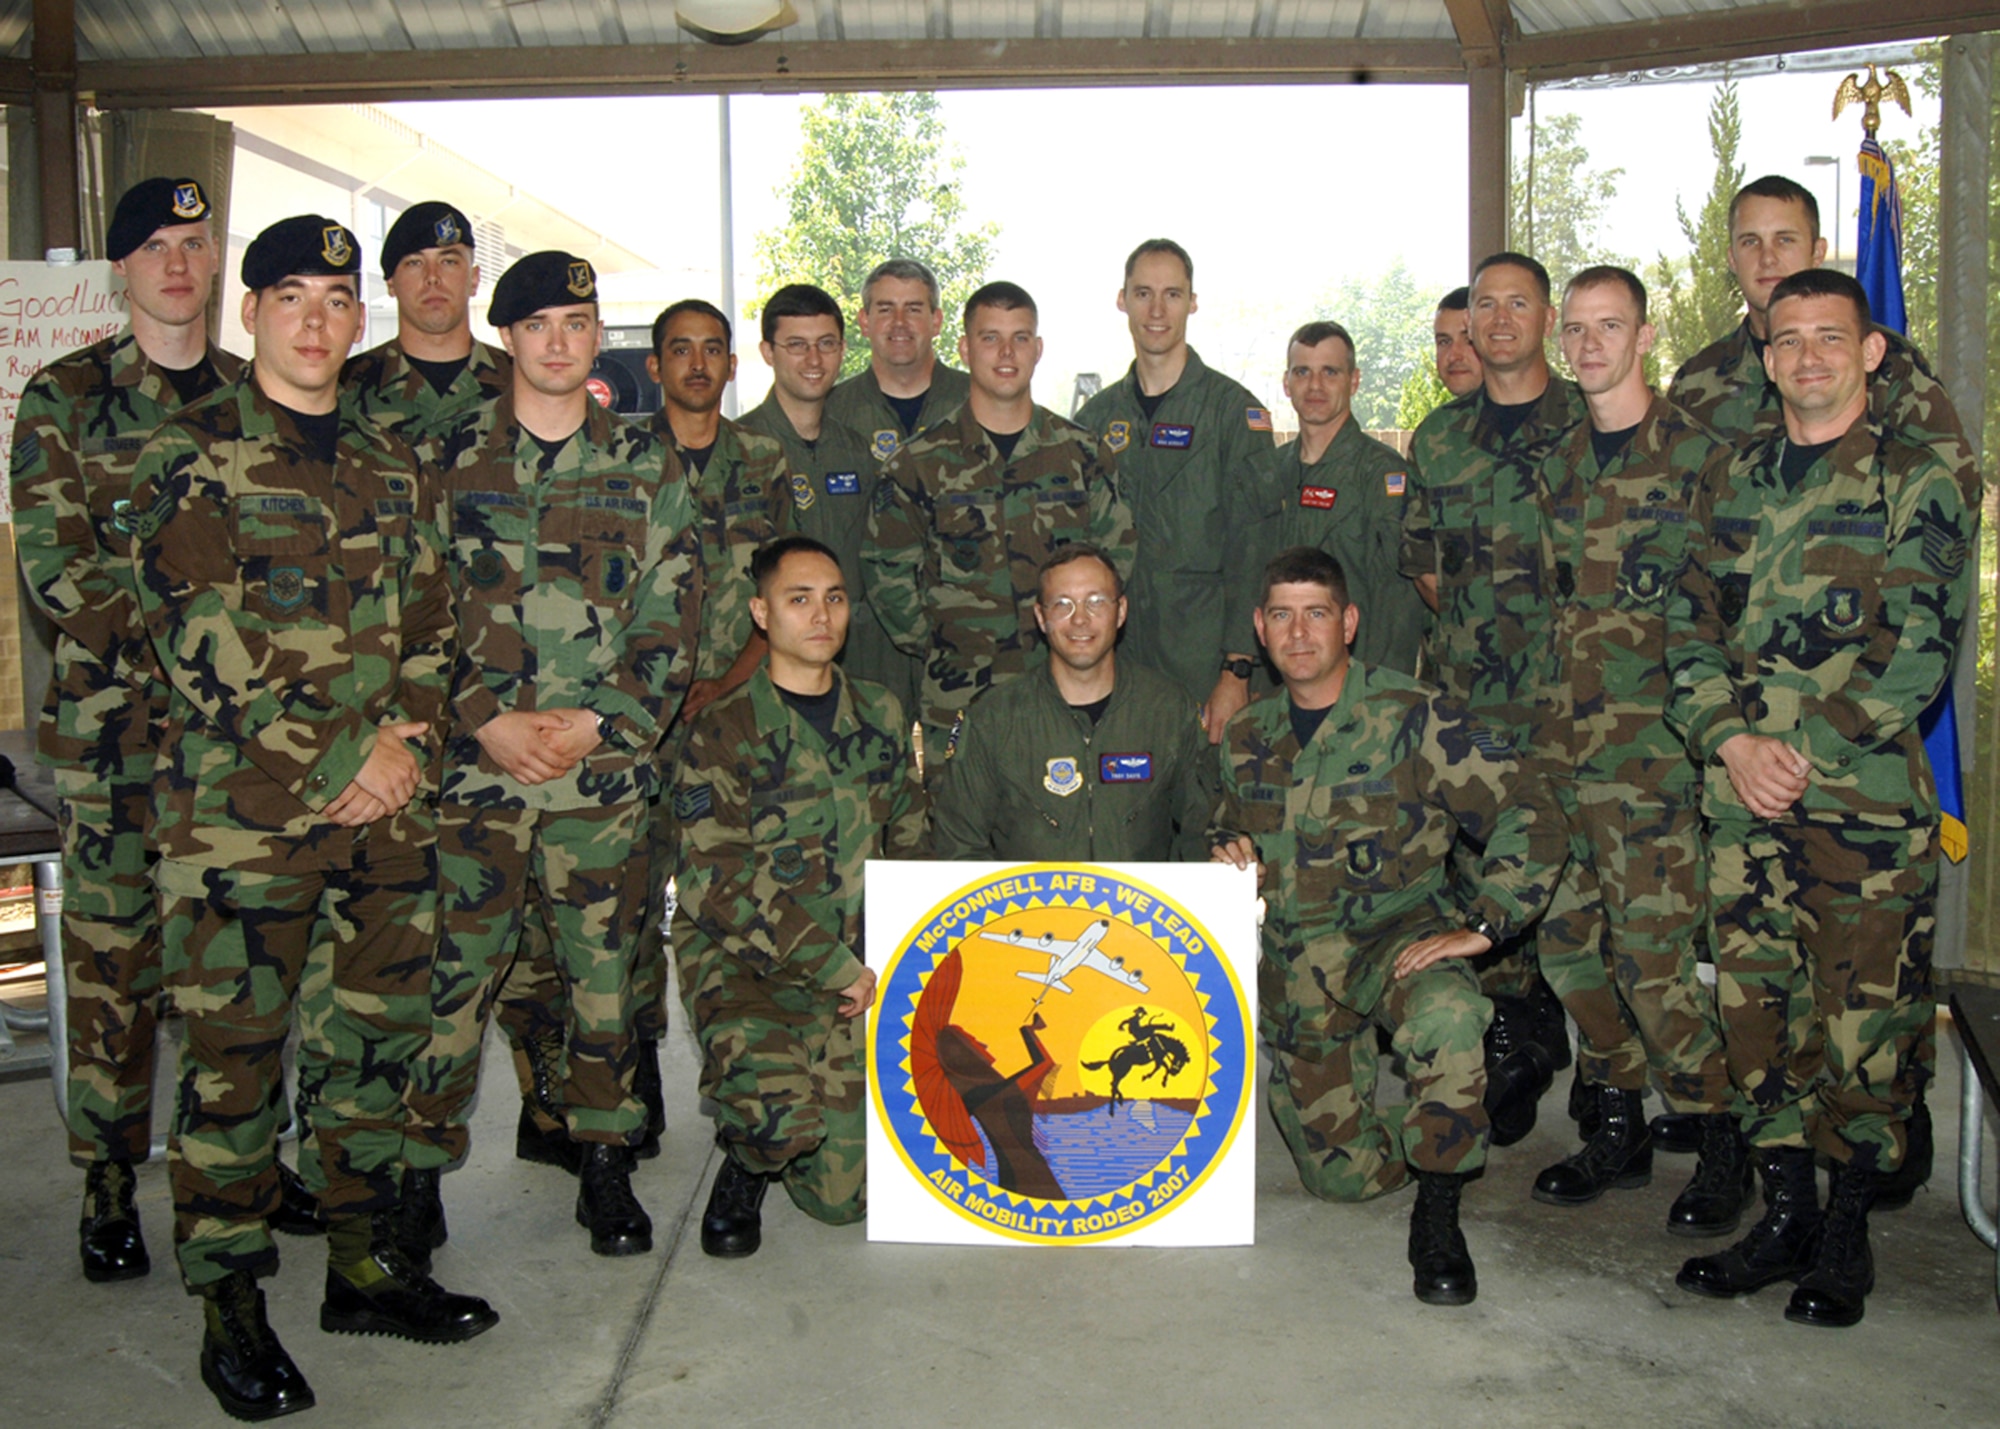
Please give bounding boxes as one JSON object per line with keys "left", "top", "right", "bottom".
{"left": 751, "top": 92, "right": 999, "bottom": 379}
{"left": 1510, "top": 108, "right": 1632, "bottom": 289}
{"left": 1648, "top": 83, "right": 1747, "bottom": 376}
{"left": 1308, "top": 259, "right": 1444, "bottom": 431}
{"left": 1395, "top": 361, "right": 1452, "bottom": 431}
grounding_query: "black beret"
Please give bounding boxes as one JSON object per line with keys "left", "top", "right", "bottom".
{"left": 488, "top": 250, "right": 598, "bottom": 328}
{"left": 107, "top": 177, "right": 212, "bottom": 262}
{"left": 240, "top": 215, "right": 362, "bottom": 292}
{"left": 381, "top": 201, "right": 476, "bottom": 276}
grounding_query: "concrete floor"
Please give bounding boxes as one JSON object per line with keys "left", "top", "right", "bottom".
{"left": 4, "top": 1014, "right": 1998, "bottom": 1429}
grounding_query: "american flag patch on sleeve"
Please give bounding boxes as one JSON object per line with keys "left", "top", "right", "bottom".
{"left": 1246, "top": 407, "right": 1273, "bottom": 432}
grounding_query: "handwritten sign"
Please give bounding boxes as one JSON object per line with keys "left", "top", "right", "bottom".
{"left": 0, "top": 261, "right": 129, "bottom": 522}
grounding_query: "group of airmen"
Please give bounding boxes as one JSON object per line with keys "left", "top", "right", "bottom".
{"left": 11, "top": 161, "right": 1974, "bottom": 1422}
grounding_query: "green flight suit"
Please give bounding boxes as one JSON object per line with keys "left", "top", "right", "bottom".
{"left": 825, "top": 360, "right": 971, "bottom": 464}
{"left": 930, "top": 658, "right": 1217, "bottom": 862}
{"left": 1074, "top": 348, "right": 1277, "bottom": 702}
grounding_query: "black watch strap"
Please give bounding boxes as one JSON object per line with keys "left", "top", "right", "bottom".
{"left": 1220, "top": 655, "right": 1255, "bottom": 680}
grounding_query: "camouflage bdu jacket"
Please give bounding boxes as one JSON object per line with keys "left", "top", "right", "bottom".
{"left": 12, "top": 330, "right": 241, "bottom": 773}
{"left": 673, "top": 667, "right": 926, "bottom": 999}
{"left": 1211, "top": 663, "right": 1566, "bottom": 1060}
{"left": 929, "top": 659, "right": 1218, "bottom": 862}
{"left": 1670, "top": 319, "right": 1975, "bottom": 493}
{"left": 1533, "top": 395, "right": 1720, "bottom": 790}
{"left": 1666, "top": 417, "right": 1977, "bottom": 826}
{"left": 1399, "top": 380, "right": 1588, "bottom": 741}
{"left": 1269, "top": 417, "right": 1426, "bottom": 677}
{"left": 344, "top": 336, "right": 511, "bottom": 448}
{"left": 863, "top": 404, "right": 1137, "bottom": 736}
{"left": 648, "top": 411, "right": 792, "bottom": 684}
{"left": 1073, "top": 348, "right": 1277, "bottom": 701}
{"left": 825, "top": 361, "right": 972, "bottom": 464}
{"left": 436, "top": 395, "right": 702, "bottom": 810}
{"left": 125, "top": 376, "right": 452, "bottom": 873}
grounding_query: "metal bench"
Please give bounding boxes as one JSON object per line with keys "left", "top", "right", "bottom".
{"left": 1949, "top": 985, "right": 2000, "bottom": 1313}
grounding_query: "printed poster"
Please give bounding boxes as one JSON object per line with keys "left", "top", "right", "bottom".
{"left": 0, "top": 261, "right": 128, "bottom": 522}
{"left": 866, "top": 861, "right": 1258, "bottom": 1247}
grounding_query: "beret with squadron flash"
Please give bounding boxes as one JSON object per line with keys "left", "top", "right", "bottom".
{"left": 106, "top": 177, "right": 212, "bottom": 262}
{"left": 488, "top": 250, "right": 598, "bottom": 329}
{"left": 239, "top": 214, "right": 361, "bottom": 292}
{"left": 381, "top": 200, "right": 476, "bottom": 276}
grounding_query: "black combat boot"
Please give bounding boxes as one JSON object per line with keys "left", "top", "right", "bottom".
{"left": 79, "top": 1159, "right": 149, "bottom": 1283}
{"left": 515, "top": 1030, "right": 583, "bottom": 1175}
{"left": 199, "top": 1270, "right": 315, "bottom": 1422}
{"left": 1567, "top": 1064, "right": 1596, "bottom": 1137}
{"left": 391, "top": 1166, "right": 448, "bottom": 1276}
{"left": 1873, "top": 1087, "right": 1932, "bottom": 1212}
{"left": 1649, "top": 1111, "right": 1704, "bottom": 1154}
{"left": 1676, "top": 1146, "right": 1822, "bottom": 1298}
{"left": 1667, "top": 1114, "right": 1755, "bottom": 1237}
{"left": 320, "top": 1213, "right": 499, "bottom": 1343}
{"left": 576, "top": 1143, "right": 653, "bottom": 1257}
{"left": 1528, "top": 976, "right": 1573, "bottom": 1073}
{"left": 1532, "top": 1085, "right": 1653, "bottom": 1206}
{"left": 633, "top": 1038, "right": 666, "bottom": 1161}
{"left": 701, "top": 1153, "right": 772, "bottom": 1259}
{"left": 1408, "top": 1171, "right": 1478, "bottom": 1306}
{"left": 1785, "top": 1161, "right": 1879, "bottom": 1328}
{"left": 1482, "top": 995, "right": 1555, "bottom": 1148}
{"left": 269, "top": 1159, "right": 325, "bottom": 1237}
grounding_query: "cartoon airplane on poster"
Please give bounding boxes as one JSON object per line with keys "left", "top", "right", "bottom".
{"left": 976, "top": 919, "right": 1148, "bottom": 1000}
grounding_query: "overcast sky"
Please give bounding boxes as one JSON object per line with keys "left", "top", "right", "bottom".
{"left": 380, "top": 52, "right": 1940, "bottom": 412}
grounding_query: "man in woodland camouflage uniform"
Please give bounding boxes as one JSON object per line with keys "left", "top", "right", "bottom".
{"left": 674, "top": 535, "right": 924, "bottom": 1257}
{"left": 1668, "top": 270, "right": 1977, "bottom": 1329}
{"left": 128, "top": 214, "right": 495, "bottom": 1422}
{"left": 1671, "top": 173, "right": 1974, "bottom": 1195}
{"left": 12, "top": 176, "right": 241, "bottom": 1282}
{"left": 399, "top": 252, "right": 700, "bottom": 1264}
{"left": 863, "top": 280, "right": 1135, "bottom": 768}
{"left": 1212, "top": 547, "right": 1565, "bottom": 1307}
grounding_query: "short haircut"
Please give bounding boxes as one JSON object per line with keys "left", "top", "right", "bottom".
{"left": 1436, "top": 286, "right": 1471, "bottom": 315}
{"left": 1473, "top": 251, "right": 1553, "bottom": 303}
{"left": 652, "top": 298, "right": 732, "bottom": 355}
{"left": 760, "top": 283, "right": 845, "bottom": 343}
{"left": 963, "top": 280, "right": 1037, "bottom": 327}
{"left": 750, "top": 534, "right": 842, "bottom": 593}
{"left": 1769, "top": 267, "right": 1871, "bottom": 331}
{"left": 1123, "top": 238, "right": 1194, "bottom": 286}
{"left": 860, "top": 258, "right": 941, "bottom": 310}
{"left": 1730, "top": 174, "right": 1821, "bottom": 241}
{"left": 1038, "top": 542, "right": 1124, "bottom": 601}
{"left": 1261, "top": 546, "right": 1349, "bottom": 606}
{"left": 1565, "top": 264, "right": 1649, "bottom": 324}
{"left": 1287, "top": 320, "right": 1357, "bottom": 365}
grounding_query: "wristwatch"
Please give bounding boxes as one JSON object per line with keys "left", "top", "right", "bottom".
{"left": 1219, "top": 655, "right": 1256, "bottom": 681}
{"left": 595, "top": 712, "right": 616, "bottom": 746}
{"left": 1465, "top": 914, "right": 1499, "bottom": 944}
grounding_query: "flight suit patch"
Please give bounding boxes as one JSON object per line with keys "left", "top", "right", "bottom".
{"left": 1385, "top": 470, "right": 1406, "bottom": 496}
{"left": 1044, "top": 758, "right": 1083, "bottom": 796}
{"left": 1300, "top": 485, "right": 1336, "bottom": 510}
{"left": 1099, "top": 753, "right": 1153, "bottom": 783}
{"left": 872, "top": 430, "right": 900, "bottom": 462}
{"left": 1105, "top": 420, "right": 1131, "bottom": 453}
{"left": 826, "top": 471, "right": 860, "bottom": 496}
{"left": 1150, "top": 423, "right": 1193, "bottom": 449}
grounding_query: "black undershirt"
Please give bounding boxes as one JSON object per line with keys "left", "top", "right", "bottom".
{"left": 681, "top": 441, "right": 715, "bottom": 477}
{"left": 886, "top": 390, "right": 928, "bottom": 435}
{"left": 160, "top": 362, "right": 208, "bottom": 407}
{"left": 1590, "top": 422, "right": 1641, "bottom": 468}
{"left": 1484, "top": 394, "right": 1540, "bottom": 441}
{"left": 1779, "top": 437, "right": 1840, "bottom": 487}
{"left": 1071, "top": 695, "right": 1111, "bottom": 727}
{"left": 406, "top": 353, "right": 469, "bottom": 397}
{"left": 985, "top": 426, "right": 1025, "bottom": 464}
{"left": 778, "top": 684, "right": 841, "bottom": 743}
{"left": 528, "top": 429, "right": 578, "bottom": 471}
{"left": 1136, "top": 382, "right": 1173, "bottom": 422}
{"left": 1289, "top": 699, "right": 1333, "bottom": 749}
{"left": 277, "top": 403, "right": 340, "bottom": 464}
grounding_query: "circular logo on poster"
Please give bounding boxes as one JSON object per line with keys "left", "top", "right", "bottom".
{"left": 870, "top": 865, "right": 1251, "bottom": 1244}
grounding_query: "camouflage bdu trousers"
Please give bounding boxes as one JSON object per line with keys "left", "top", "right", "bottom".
{"left": 631, "top": 783, "right": 678, "bottom": 1044}
{"left": 55, "top": 766, "right": 161, "bottom": 1165}
{"left": 678, "top": 965, "right": 864, "bottom": 1225}
{"left": 1707, "top": 818, "right": 1934, "bottom": 1173}
{"left": 1537, "top": 780, "right": 1731, "bottom": 1114}
{"left": 404, "top": 799, "right": 650, "bottom": 1166}
{"left": 156, "top": 845, "right": 433, "bottom": 1290}
{"left": 1267, "top": 957, "right": 1492, "bottom": 1203}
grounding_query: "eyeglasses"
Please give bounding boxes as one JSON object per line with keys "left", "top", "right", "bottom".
{"left": 777, "top": 336, "right": 844, "bottom": 356}
{"left": 1042, "top": 593, "right": 1116, "bottom": 620}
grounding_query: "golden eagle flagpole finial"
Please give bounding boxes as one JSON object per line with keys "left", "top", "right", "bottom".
{"left": 1833, "top": 62, "right": 1912, "bottom": 136}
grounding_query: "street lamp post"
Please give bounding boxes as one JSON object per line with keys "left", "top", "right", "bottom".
{"left": 1804, "top": 153, "right": 1842, "bottom": 266}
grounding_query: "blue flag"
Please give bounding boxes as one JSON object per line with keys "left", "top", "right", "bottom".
{"left": 1856, "top": 135, "right": 1966, "bottom": 862}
